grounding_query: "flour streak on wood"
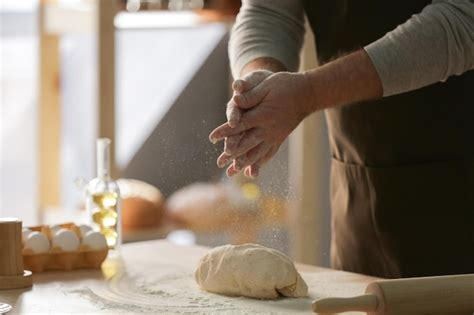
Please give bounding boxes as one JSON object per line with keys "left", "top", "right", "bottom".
{"left": 70, "top": 260, "right": 316, "bottom": 313}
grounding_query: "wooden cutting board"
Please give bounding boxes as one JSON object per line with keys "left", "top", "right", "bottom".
{"left": 0, "top": 240, "right": 378, "bottom": 314}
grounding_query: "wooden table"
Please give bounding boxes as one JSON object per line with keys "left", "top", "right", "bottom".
{"left": 0, "top": 240, "right": 379, "bottom": 314}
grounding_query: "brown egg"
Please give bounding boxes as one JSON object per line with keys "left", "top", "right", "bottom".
{"left": 118, "top": 179, "right": 164, "bottom": 232}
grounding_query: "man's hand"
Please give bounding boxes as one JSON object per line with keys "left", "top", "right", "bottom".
{"left": 226, "top": 70, "right": 274, "bottom": 128}
{"left": 210, "top": 49, "right": 383, "bottom": 178}
{"left": 210, "top": 71, "right": 314, "bottom": 177}
{"left": 222, "top": 70, "right": 273, "bottom": 177}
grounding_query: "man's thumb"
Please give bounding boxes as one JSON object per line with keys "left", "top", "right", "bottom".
{"left": 233, "top": 70, "right": 273, "bottom": 93}
{"left": 233, "top": 85, "right": 266, "bottom": 109}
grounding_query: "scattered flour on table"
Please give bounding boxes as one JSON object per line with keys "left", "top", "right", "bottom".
{"left": 69, "top": 264, "right": 315, "bottom": 314}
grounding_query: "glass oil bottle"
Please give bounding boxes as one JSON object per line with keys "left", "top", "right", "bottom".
{"left": 86, "top": 138, "right": 122, "bottom": 250}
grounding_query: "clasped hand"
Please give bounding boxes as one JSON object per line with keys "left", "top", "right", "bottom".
{"left": 209, "top": 70, "right": 313, "bottom": 178}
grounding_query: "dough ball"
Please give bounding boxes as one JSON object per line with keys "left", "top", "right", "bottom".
{"left": 52, "top": 229, "right": 80, "bottom": 252}
{"left": 195, "top": 244, "right": 308, "bottom": 299}
{"left": 81, "top": 231, "right": 107, "bottom": 250}
{"left": 24, "top": 231, "right": 50, "bottom": 254}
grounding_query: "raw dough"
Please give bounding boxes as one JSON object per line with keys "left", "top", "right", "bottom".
{"left": 194, "top": 244, "right": 308, "bottom": 299}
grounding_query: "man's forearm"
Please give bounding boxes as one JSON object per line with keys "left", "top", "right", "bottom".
{"left": 229, "top": 1, "right": 305, "bottom": 78}
{"left": 365, "top": 1, "right": 474, "bottom": 97}
{"left": 237, "top": 50, "right": 383, "bottom": 115}
{"left": 302, "top": 49, "right": 383, "bottom": 114}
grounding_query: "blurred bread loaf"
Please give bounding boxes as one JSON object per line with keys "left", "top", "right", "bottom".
{"left": 166, "top": 182, "right": 259, "bottom": 232}
{"left": 118, "top": 179, "right": 164, "bottom": 232}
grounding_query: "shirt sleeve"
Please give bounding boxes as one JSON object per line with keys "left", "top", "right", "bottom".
{"left": 364, "top": 0, "right": 474, "bottom": 97}
{"left": 229, "top": 0, "right": 306, "bottom": 78}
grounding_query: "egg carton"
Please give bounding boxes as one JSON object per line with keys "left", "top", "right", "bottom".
{"left": 22, "top": 223, "right": 108, "bottom": 272}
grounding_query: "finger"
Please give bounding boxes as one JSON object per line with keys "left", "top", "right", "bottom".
{"left": 246, "top": 145, "right": 278, "bottom": 178}
{"left": 234, "top": 142, "right": 271, "bottom": 171}
{"left": 242, "top": 164, "right": 259, "bottom": 179}
{"left": 233, "top": 70, "right": 272, "bottom": 93}
{"left": 210, "top": 106, "right": 265, "bottom": 143}
{"left": 244, "top": 166, "right": 252, "bottom": 178}
{"left": 224, "top": 134, "right": 241, "bottom": 155}
{"left": 227, "top": 128, "right": 263, "bottom": 158}
{"left": 209, "top": 124, "right": 229, "bottom": 143}
{"left": 233, "top": 84, "right": 268, "bottom": 109}
{"left": 226, "top": 98, "right": 241, "bottom": 128}
{"left": 209, "top": 122, "right": 249, "bottom": 143}
{"left": 217, "top": 152, "right": 232, "bottom": 168}
{"left": 232, "top": 79, "right": 247, "bottom": 94}
{"left": 249, "top": 165, "right": 259, "bottom": 178}
{"left": 226, "top": 163, "right": 240, "bottom": 177}
{"left": 258, "top": 145, "right": 279, "bottom": 165}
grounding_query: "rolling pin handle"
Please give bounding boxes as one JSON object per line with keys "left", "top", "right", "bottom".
{"left": 312, "top": 294, "right": 378, "bottom": 313}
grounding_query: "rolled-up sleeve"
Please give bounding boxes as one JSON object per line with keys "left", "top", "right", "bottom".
{"left": 365, "top": 0, "right": 474, "bottom": 97}
{"left": 229, "top": 0, "right": 306, "bottom": 78}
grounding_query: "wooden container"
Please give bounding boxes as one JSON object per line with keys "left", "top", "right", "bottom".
{"left": 22, "top": 223, "right": 108, "bottom": 272}
{"left": 0, "top": 217, "right": 33, "bottom": 290}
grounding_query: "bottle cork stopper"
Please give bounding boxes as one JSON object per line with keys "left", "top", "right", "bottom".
{"left": 0, "top": 217, "right": 33, "bottom": 290}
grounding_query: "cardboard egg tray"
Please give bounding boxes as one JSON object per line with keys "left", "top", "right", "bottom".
{"left": 22, "top": 223, "right": 108, "bottom": 272}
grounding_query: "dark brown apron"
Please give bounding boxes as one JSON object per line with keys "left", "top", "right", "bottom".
{"left": 303, "top": 0, "right": 474, "bottom": 278}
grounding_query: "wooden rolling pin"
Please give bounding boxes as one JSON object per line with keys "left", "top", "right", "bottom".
{"left": 312, "top": 274, "right": 474, "bottom": 314}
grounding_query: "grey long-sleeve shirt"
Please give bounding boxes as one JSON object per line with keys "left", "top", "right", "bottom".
{"left": 229, "top": 0, "right": 474, "bottom": 97}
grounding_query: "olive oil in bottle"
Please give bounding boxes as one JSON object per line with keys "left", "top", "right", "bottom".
{"left": 87, "top": 138, "right": 122, "bottom": 250}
